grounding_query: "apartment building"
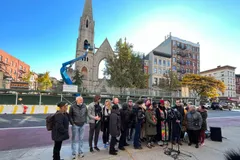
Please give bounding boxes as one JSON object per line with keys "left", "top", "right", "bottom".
{"left": 200, "top": 65, "right": 236, "bottom": 98}
{"left": 145, "top": 45, "right": 171, "bottom": 88}
{"left": 0, "top": 50, "right": 30, "bottom": 81}
{"left": 156, "top": 33, "right": 200, "bottom": 79}
{"left": 236, "top": 74, "right": 240, "bottom": 97}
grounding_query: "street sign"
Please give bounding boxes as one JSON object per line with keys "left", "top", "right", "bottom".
{"left": 10, "top": 82, "right": 29, "bottom": 89}
{"left": 63, "top": 84, "right": 78, "bottom": 93}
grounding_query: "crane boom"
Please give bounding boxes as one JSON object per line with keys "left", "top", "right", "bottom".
{"left": 60, "top": 46, "right": 92, "bottom": 96}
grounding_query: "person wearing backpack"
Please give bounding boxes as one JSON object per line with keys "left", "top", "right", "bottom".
{"left": 69, "top": 96, "right": 88, "bottom": 159}
{"left": 51, "top": 101, "right": 69, "bottom": 160}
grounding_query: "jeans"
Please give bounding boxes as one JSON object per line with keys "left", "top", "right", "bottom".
{"left": 89, "top": 122, "right": 101, "bottom": 148}
{"left": 134, "top": 122, "right": 141, "bottom": 148}
{"left": 72, "top": 125, "right": 85, "bottom": 155}
{"left": 53, "top": 141, "right": 62, "bottom": 160}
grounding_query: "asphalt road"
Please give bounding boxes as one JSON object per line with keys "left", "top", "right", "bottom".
{"left": 0, "top": 110, "right": 240, "bottom": 151}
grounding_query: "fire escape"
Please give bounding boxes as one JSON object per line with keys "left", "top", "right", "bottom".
{"left": 0, "top": 59, "right": 11, "bottom": 79}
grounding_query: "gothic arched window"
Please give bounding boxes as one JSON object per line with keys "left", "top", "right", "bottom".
{"left": 86, "top": 19, "right": 89, "bottom": 28}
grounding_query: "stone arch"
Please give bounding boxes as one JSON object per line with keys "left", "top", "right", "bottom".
{"left": 92, "top": 39, "right": 114, "bottom": 82}
{"left": 81, "top": 66, "right": 88, "bottom": 80}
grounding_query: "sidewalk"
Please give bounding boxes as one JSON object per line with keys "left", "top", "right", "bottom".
{"left": 1, "top": 126, "right": 240, "bottom": 160}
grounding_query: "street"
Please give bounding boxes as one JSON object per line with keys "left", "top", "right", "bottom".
{"left": 0, "top": 110, "right": 240, "bottom": 151}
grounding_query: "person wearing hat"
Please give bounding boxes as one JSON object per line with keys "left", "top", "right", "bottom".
{"left": 109, "top": 104, "right": 121, "bottom": 155}
{"left": 156, "top": 100, "right": 166, "bottom": 146}
{"left": 145, "top": 103, "right": 157, "bottom": 148}
{"left": 52, "top": 101, "right": 69, "bottom": 160}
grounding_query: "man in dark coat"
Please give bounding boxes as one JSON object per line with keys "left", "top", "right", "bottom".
{"left": 133, "top": 99, "right": 145, "bottom": 149}
{"left": 127, "top": 99, "right": 134, "bottom": 141}
{"left": 170, "top": 99, "right": 183, "bottom": 145}
{"left": 118, "top": 103, "right": 130, "bottom": 150}
{"left": 52, "top": 101, "right": 70, "bottom": 160}
{"left": 109, "top": 104, "right": 121, "bottom": 155}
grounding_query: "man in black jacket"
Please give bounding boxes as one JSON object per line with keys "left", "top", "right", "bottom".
{"left": 133, "top": 99, "right": 145, "bottom": 149}
{"left": 118, "top": 103, "right": 130, "bottom": 150}
{"left": 171, "top": 99, "right": 184, "bottom": 145}
{"left": 52, "top": 101, "right": 69, "bottom": 160}
{"left": 69, "top": 96, "right": 87, "bottom": 159}
{"left": 109, "top": 104, "right": 121, "bottom": 155}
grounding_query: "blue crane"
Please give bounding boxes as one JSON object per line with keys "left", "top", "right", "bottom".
{"left": 60, "top": 42, "right": 93, "bottom": 96}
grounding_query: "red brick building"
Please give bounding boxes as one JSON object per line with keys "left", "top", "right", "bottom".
{"left": 236, "top": 74, "right": 240, "bottom": 96}
{"left": 0, "top": 50, "right": 30, "bottom": 81}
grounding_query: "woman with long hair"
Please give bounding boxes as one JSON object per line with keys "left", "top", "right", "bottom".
{"left": 198, "top": 105, "right": 208, "bottom": 146}
{"left": 101, "top": 99, "right": 111, "bottom": 149}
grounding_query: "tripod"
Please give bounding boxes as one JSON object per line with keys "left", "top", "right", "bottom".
{"left": 164, "top": 108, "right": 192, "bottom": 159}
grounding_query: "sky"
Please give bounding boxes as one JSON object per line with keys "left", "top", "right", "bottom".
{"left": 0, "top": 0, "right": 240, "bottom": 80}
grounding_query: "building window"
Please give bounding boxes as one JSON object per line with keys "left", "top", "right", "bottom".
{"left": 154, "top": 77, "right": 158, "bottom": 85}
{"left": 173, "top": 66, "right": 176, "bottom": 71}
{"left": 163, "top": 69, "right": 166, "bottom": 74}
{"left": 173, "top": 41, "right": 177, "bottom": 46}
{"left": 154, "top": 58, "right": 157, "bottom": 65}
{"left": 86, "top": 19, "right": 89, "bottom": 28}
{"left": 10, "top": 69, "right": 12, "bottom": 73}
{"left": 154, "top": 68, "right": 157, "bottom": 73}
{"left": 5, "top": 58, "right": 8, "bottom": 63}
{"left": 159, "top": 59, "right": 162, "bottom": 65}
{"left": 20, "top": 65, "right": 23, "bottom": 70}
{"left": 167, "top": 60, "right": 170, "bottom": 67}
{"left": 163, "top": 60, "right": 166, "bottom": 66}
{"left": 159, "top": 69, "right": 162, "bottom": 74}
{"left": 193, "top": 62, "right": 195, "bottom": 67}
{"left": 187, "top": 60, "right": 190, "bottom": 66}
{"left": 173, "top": 58, "right": 176, "bottom": 63}
{"left": 0, "top": 55, "right": 2, "bottom": 61}
{"left": 172, "top": 49, "right": 176, "bottom": 54}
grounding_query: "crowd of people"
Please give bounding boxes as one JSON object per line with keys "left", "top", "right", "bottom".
{"left": 51, "top": 95, "right": 208, "bottom": 160}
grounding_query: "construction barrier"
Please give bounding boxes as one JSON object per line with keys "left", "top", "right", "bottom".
{"left": 0, "top": 105, "right": 73, "bottom": 114}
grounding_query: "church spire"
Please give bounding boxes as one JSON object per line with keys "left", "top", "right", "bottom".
{"left": 82, "top": 0, "right": 93, "bottom": 19}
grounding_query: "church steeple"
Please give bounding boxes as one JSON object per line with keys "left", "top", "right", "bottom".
{"left": 82, "top": 0, "right": 93, "bottom": 20}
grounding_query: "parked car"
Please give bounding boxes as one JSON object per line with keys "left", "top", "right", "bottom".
{"left": 211, "top": 102, "right": 220, "bottom": 110}
{"left": 219, "top": 102, "right": 233, "bottom": 111}
{"left": 204, "top": 103, "right": 211, "bottom": 109}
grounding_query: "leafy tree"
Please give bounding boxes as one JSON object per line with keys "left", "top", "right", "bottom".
{"left": 21, "top": 71, "right": 33, "bottom": 83}
{"left": 181, "top": 74, "right": 226, "bottom": 99}
{"left": 158, "top": 70, "right": 181, "bottom": 91}
{"left": 104, "top": 38, "right": 149, "bottom": 92}
{"left": 37, "top": 72, "right": 52, "bottom": 91}
{"left": 72, "top": 70, "right": 84, "bottom": 87}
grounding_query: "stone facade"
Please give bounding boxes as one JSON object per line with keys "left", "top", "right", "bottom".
{"left": 75, "top": 0, "right": 114, "bottom": 91}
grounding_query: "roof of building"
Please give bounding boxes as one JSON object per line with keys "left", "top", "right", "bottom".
{"left": 152, "top": 51, "right": 171, "bottom": 58}
{"left": 171, "top": 36, "right": 200, "bottom": 47}
{"left": 0, "top": 49, "right": 30, "bottom": 67}
{"left": 200, "top": 65, "right": 236, "bottom": 74}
